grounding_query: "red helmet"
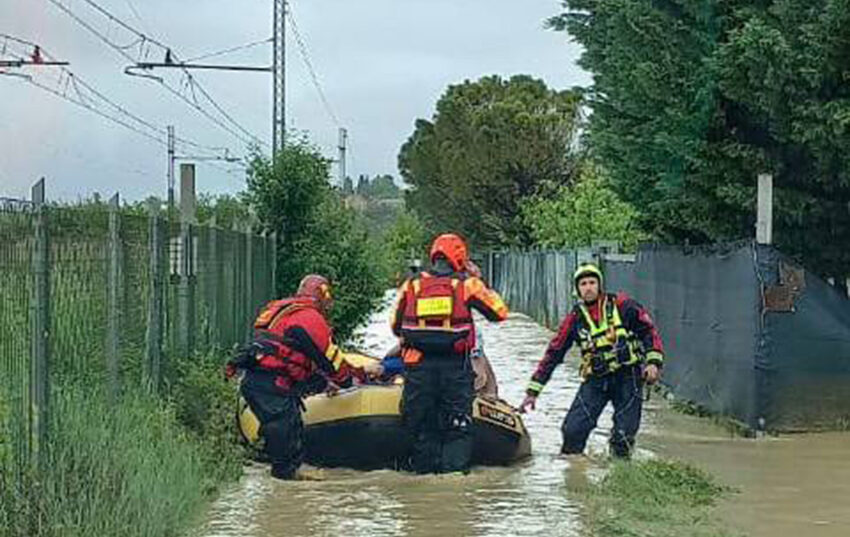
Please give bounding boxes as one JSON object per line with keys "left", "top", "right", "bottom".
{"left": 430, "top": 233, "right": 468, "bottom": 272}
{"left": 296, "top": 274, "right": 333, "bottom": 313}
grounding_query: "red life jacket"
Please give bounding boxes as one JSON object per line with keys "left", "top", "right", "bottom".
{"left": 400, "top": 272, "right": 474, "bottom": 357}
{"left": 252, "top": 297, "right": 327, "bottom": 390}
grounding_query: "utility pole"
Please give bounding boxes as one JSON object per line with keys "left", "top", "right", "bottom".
{"left": 338, "top": 127, "right": 347, "bottom": 186}
{"left": 167, "top": 125, "right": 175, "bottom": 219}
{"left": 273, "top": 0, "right": 286, "bottom": 154}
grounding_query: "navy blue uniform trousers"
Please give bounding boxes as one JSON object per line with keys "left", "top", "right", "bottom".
{"left": 561, "top": 365, "right": 644, "bottom": 458}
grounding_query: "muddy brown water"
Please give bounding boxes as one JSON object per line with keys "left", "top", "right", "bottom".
{"left": 198, "top": 298, "right": 850, "bottom": 537}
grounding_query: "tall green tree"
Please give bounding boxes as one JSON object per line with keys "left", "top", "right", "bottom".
{"left": 381, "top": 209, "right": 430, "bottom": 284}
{"left": 244, "top": 137, "right": 386, "bottom": 341}
{"left": 551, "top": 0, "right": 850, "bottom": 281}
{"left": 521, "top": 163, "right": 646, "bottom": 251}
{"left": 399, "top": 75, "right": 583, "bottom": 248}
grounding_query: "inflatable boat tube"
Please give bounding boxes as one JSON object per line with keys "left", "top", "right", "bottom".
{"left": 237, "top": 382, "right": 531, "bottom": 470}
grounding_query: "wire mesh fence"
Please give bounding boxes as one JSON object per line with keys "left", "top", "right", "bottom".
{"left": 0, "top": 195, "right": 275, "bottom": 484}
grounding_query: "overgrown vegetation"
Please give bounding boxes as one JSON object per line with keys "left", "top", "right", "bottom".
{"left": 521, "top": 163, "right": 646, "bottom": 251}
{"left": 399, "top": 74, "right": 583, "bottom": 249}
{"left": 578, "top": 459, "right": 734, "bottom": 537}
{"left": 0, "top": 362, "right": 243, "bottom": 537}
{"left": 381, "top": 209, "right": 430, "bottom": 285}
{"left": 245, "top": 136, "right": 388, "bottom": 341}
{"left": 549, "top": 0, "right": 850, "bottom": 283}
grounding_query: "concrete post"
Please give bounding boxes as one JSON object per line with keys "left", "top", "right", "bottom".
{"left": 757, "top": 173, "right": 773, "bottom": 244}
{"left": 177, "top": 164, "right": 196, "bottom": 358}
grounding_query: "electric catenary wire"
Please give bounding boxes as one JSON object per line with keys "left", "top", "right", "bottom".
{"left": 0, "top": 34, "right": 236, "bottom": 161}
{"left": 286, "top": 6, "right": 341, "bottom": 128}
{"left": 46, "top": 0, "right": 267, "bottom": 150}
{"left": 184, "top": 37, "right": 273, "bottom": 64}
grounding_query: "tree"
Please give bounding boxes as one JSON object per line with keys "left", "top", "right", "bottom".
{"left": 244, "top": 137, "right": 386, "bottom": 341}
{"left": 550, "top": 0, "right": 850, "bottom": 281}
{"left": 521, "top": 163, "right": 646, "bottom": 251}
{"left": 399, "top": 75, "right": 583, "bottom": 249}
{"left": 365, "top": 175, "right": 401, "bottom": 199}
{"left": 196, "top": 193, "right": 251, "bottom": 229}
{"left": 381, "top": 210, "right": 429, "bottom": 284}
{"left": 355, "top": 175, "right": 369, "bottom": 196}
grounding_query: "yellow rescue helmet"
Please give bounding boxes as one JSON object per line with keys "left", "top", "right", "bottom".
{"left": 573, "top": 263, "right": 604, "bottom": 294}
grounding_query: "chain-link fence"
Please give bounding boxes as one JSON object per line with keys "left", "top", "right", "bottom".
{"left": 0, "top": 189, "right": 275, "bottom": 482}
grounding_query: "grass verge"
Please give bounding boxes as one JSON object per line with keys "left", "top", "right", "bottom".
{"left": 578, "top": 459, "right": 737, "bottom": 537}
{"left": 0, "top": 351, "right": 244, "bottom": 537}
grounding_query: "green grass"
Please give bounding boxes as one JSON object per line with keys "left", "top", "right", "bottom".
{"left": 1, "top": 207, "right": 266, "bottom": 537}
{"left": 577, "top": 459, "right": 737, "bottom": 537}
{"left": 0, "top": 357, "right": 244, "bottom": 537}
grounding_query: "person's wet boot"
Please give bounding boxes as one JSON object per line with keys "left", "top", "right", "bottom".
{"left": 271, "top": 463, "right": 297, "bottom": 480}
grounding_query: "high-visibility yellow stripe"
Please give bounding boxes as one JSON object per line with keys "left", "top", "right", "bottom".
{"left": 326, "top": 342, "right": 343, "bottom": 370}
{"left": 416, "top": 296, "right": 453, "bottom": 317}
{"left": 645, "top": 350, "right": 664, "bottom": 364}
{"left": 527, "top": 381, "right": 544, "bottom": 394}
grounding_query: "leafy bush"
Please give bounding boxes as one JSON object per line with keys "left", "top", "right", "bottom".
{"left": 380, "top": 209, "right": 430, "bottom": 285}
{"left": 521, "top": 163, "right": 647, "bottom": 252}
{"left": 245, "top": 136, "right": 387, "bottom": 342}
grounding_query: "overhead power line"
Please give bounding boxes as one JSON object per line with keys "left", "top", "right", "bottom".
{"left": 0, "top": 34, "right": 234, "bottom": 160}
{"left": 286, "top": 6, "right": 341, "bottom": 128}
{"left": 184, "top": 37, "right": 273, "bottom": 63}
{"left": 46, "top": 0, "right": 267, "bottom": 150}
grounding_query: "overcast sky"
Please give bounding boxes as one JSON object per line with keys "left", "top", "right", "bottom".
{"left": 0, "top": 0, "right": 589, "bottom": 202}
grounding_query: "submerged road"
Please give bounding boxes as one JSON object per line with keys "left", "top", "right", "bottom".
{"left": 199, "top": 296, "right": 850, "bottom": 537}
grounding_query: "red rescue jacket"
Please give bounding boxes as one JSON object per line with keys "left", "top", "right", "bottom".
{"left": 251, "top": 297, "right": 347, "bottom": 392}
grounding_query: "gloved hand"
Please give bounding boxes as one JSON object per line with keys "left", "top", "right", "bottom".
{"left": 325, "top": 379, "right": 341, "bottom": 397}
{"left": 225, "top": 340, "right": 277, "bottom": 382}
{"left": 363, "top": 361, "right": 385, "bottom": 379}
{"left": 642, "top": 364, "right": 661, "bottom": 385}
{"left": 519, "top": 394, "right": 537, "bottom": 414}
{"left": 224, "top": 362, "right": 237, "bottom": 381}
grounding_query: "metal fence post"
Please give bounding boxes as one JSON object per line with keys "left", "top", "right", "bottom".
{"left": 146, "top": 201, "right": 163, "bottom": 392}
{"left": 208, "top": 218, "right": 219, "bottom": 348}
{"left": 30, "top": 178, "right": 49, "bottom": 469}
{"left": 271, "top": 231, "right": 278, "bottom": 296}
{"left": 106, "top": 193, "right": 121, "bottom": 402}
{"left": 245, "top": 225, "right": 253, "bottom": 342}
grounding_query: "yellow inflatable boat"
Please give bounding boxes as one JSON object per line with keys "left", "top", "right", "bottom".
{"left": 238, "top": 382, "right": 532, "bottom": 470}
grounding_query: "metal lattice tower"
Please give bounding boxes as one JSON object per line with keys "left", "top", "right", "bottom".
{"left": 272, "top": 0, "right": 285, "bottom": 153}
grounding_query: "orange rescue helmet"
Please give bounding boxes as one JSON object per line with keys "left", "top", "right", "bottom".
{"left": 430, "top": 233, "right": 468, "bottom": 272}
{"left": 296, "top": 274, "right": 333, "bottom": 313}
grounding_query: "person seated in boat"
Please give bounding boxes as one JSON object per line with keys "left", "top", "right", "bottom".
{"left": 364, "top": 326, "right": 499, "bottom": 399}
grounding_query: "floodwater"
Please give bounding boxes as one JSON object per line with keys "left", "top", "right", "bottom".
{"left": 643, "top": 409, "right": 850, "bottom": 536}
{"left": 199, "top": 296, "right": 850, "bottom": 537}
